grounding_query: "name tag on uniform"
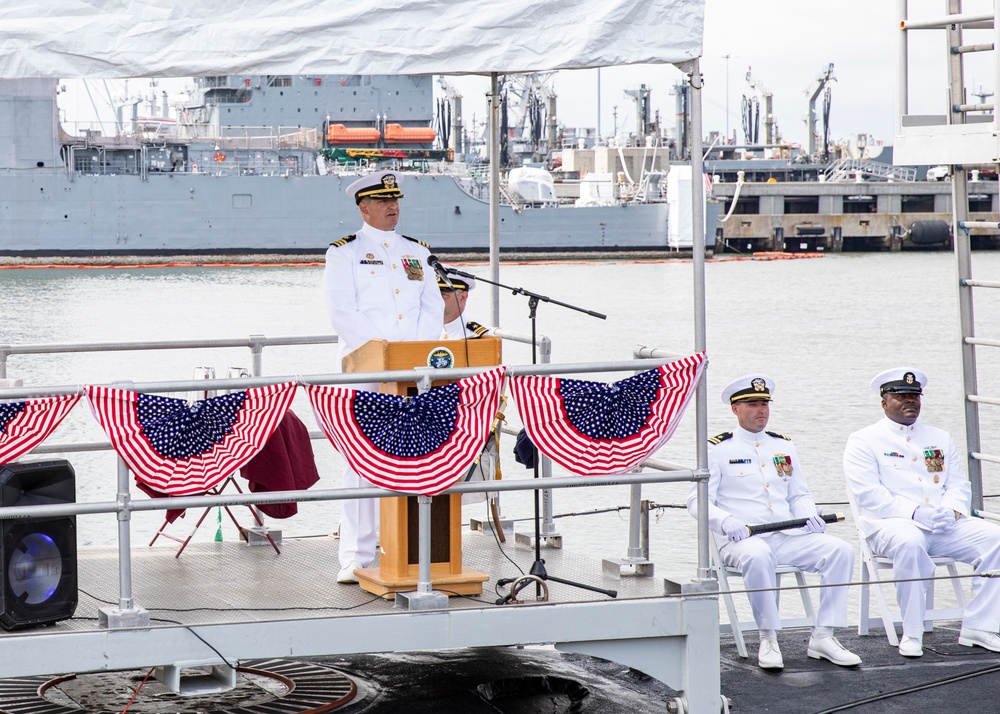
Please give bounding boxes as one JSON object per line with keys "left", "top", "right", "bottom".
{"left": 883, "top": 452, "right": 904, "bottom": 458}
{"left": 729, "top": 458, "right": 752, "bottom": 464}
{"left": 359, "top": 259, "right": 383, "bottom": 265}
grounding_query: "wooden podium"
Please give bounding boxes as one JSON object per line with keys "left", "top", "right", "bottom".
{"left": 342, "top": 336, "right": 501, "bottom": 596}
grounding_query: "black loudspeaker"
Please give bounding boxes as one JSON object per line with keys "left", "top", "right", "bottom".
{"left": 0, "top": 460, "right": 77, "bottom": 630}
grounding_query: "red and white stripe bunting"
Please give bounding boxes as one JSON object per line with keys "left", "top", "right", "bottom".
{"left": 0, "top": 394, "right": 81, "bottom": 464}
{"left": 85, "top": 382, "right": 297, "bottom": 495}
{"left": 307, "top": 367, "right": 506, "bottom": 496}
{"left": 509, "top": 353, "right": 706, "bottom": 475}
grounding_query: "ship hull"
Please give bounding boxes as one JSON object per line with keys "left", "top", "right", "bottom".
{"left": 0, "top": 171, "right": 670, "bottom": 255}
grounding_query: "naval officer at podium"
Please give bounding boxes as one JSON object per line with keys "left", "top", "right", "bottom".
{"left": 322, "top": 170, "right": 444, "bottom": 583}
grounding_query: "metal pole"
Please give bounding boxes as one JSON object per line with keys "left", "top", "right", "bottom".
{"left": 537, "top": 336, "right": 558, "bottom": 542}
{"left": 115, "top": 456, "right": 135, "bottom": 611}
{"left": 688, "top": 58, "right": 711, "bottom": 579}
{"left": 897, "top": 0, "right": 908, "bottom": 138}
{"left": 249, "top": 334, "right": 264, "bottom": 376}
{"left": 416, "top": 495, "right": 433, "bottom": 593}
{"left": 948, "top": 0, "right": 984, "bottom": 507}
{"left": 597, "top": 68, "right": 601, "bottom": 143}
{"left": 626, "top": 484, "right": 642, "bottom": 559}
{"left": 395, "top": 370, "right": 448, "bottom": 610}
{"left": 489, "top": 72, "right": 501, "bottom": 328}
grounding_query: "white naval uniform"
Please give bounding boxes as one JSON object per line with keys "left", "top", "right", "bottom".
{"left": 687, "top": 425, "right": 854, "bottom": 631}
{"left": 322, "top": 222, "right": 445, "bottom": 568}
{"left": 844, "top": 417, "right": 1000, "bottom": 636}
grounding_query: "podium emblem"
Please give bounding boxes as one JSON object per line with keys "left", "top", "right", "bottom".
{"left": 427, "top": 346, "right": 455, "bottom": 369}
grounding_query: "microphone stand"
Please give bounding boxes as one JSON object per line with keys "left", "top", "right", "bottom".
{"left": 445, "top": 266, "right": 617, "bottom": 604}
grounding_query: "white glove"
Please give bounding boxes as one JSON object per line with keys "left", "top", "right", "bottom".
{"left": 722, "top": 516, "right": 749, "bottom": 543}
{"left": 912, "top": 506, "right": 936, "bottom": 529}
{"left": 913, "top": 506, "right": 956, "bottom": 532}
{"left": 804, "top": 513, "right": 826, "bottom": 534}
{"left": 929, "top": 507, "right": 960, "bottom": 533}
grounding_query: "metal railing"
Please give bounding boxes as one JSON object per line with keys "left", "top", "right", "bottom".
{"left": 0, "top": 353, "right": 707, "bottom": 626}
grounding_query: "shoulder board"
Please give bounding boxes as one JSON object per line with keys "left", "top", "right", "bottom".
{"left": 708, "top": 431, "right": 733, "bottom": 445}
{"left": 330, "top": 234, "right": 357, "bottom": 248}
{"left": 401, "top": 234, "right": 430, "bottom": 248}
{"left": 466, "top": 321, "right": 489, "bottom": 337}
{"left": 766, "top": 430, "right": 791, "bottom": 441}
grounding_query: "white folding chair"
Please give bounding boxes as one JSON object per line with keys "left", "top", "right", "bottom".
{"left": 845, "top": 489, "right": 967, "bottom": 646}
{"left": 711, "top": 538, "right": 817, "bottom": 658}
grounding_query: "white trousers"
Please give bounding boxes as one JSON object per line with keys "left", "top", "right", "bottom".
{"left": 337, "top": 379, "right": 380, "bottom": 569}
{"left": 869, "top": 517, "right": 1000, "bottom": 637}
{"left": 338, "top": 465, "right": 379, "bottom": 568}
{"left": 720, "top": 532, "right": 854, "bottom": 631}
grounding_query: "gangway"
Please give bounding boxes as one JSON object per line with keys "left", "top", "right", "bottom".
{"left": 823, "top": 157, "right": 918, "bottom": 182}
{"left": 895, "top": 0, "right": 1000, "bottom": 506}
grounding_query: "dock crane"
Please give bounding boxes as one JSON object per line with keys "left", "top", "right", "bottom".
{"left": 435, "top": 76, "right": 464, "bottom": 156}
{"left": 806, "top": 63, "right": 835, "bottom": 160}
{"left": 744, "top": 67, "right": 776, "bottom": 145}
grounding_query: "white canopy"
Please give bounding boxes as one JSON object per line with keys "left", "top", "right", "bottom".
{"left": 0, "top": 0, "right": 703, "bottom": 78}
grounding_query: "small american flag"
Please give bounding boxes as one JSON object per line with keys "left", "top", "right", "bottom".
{"left": 86, "top": 382, "right": 297, "bottom": 495}
{"left": 307, "top": 367, "right": 506, "bottom": 495}
{"left": 0, "top": 394, "right": 81, "bottom": 464}
{"left": 509, "top": 353, "right": 706, "bottom": 475}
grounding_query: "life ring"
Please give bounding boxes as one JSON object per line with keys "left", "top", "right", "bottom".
{"left": 213, "top": 152, "right": 226, "bottom": 162}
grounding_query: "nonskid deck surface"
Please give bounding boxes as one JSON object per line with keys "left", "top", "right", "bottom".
{"left": 716, "top": 624, "right": 1000, "bottom": 713}
{"left": 3, "top": 531, "right": 1000, "bottom": 712}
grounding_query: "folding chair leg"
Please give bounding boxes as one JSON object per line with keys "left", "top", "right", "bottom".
{"left": 870, "top": 567, "right": 900, "bottom": 646}
{"left": 858, "top": 563, "right": 871, "bottom": 636}
{"left": 792, "top": 571, "right": 817, "bottom": 626}
{"left": 720, "top": 573, "right": 748, "bottom": 659}
{"left": 947, "top": 564, "right": 968, "bottom": 608}
{"left": 712, "top": 542, "right": 748, "bottom": 659}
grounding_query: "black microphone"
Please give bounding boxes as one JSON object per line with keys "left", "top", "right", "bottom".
{"left": 426, "top": 254, "right": 454, "bottom": 288}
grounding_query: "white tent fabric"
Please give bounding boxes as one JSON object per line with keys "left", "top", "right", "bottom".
{"left": 0, "top": 0, "right": 703, "bottom": 78}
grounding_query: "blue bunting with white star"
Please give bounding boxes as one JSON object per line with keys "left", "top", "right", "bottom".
{"left": 508, "top": 353, "right": 706, "bottom": 474}
{"left": 86, "top": 383, "right": 297, "bottom": 495}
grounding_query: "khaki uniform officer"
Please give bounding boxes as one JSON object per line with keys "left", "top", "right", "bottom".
{"left": 844, "top": 367, "right": 1000, "bottom": 657}
{"left": 322, "top": 170, "right": 445, "bottom": 583}
{"left": 687, "top": 374, "right": 860, "bottom": 670}
{"left": 437, "top": 274, "right": 495, "bottom": 339}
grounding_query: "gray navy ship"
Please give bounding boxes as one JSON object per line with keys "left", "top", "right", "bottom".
{"left": 0, "top": 75, "right": 675, "bottom": 257}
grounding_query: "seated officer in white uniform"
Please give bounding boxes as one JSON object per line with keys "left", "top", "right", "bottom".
{"left": 437, "top": 274, "right": 494, "bottom": 339}
{"left": 322, "top": 170, "right": 444, "bottom": 583}
{"left": 844, "top": 367, "right": 1000, "bottom": 657}
{"left": 687, "top": 374, "right": 860, "bottom": 670}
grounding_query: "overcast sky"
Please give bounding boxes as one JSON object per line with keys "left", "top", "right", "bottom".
{"left": 59, "top": 0, "right": 993, "bottom": 150}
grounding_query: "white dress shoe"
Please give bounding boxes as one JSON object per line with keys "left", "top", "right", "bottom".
{"left": 758, "top": 637, "right": 784, "bottom": 670}
{"left": 959, "top": 627, "right": 1000, "bottom": 652}
{"left": 337, "top": 560, "right": 363, "bottom": 584}
{"left": 807, "top": 636, "right": 862, "bottom": 667}
{"left": 898, "top": 635, "right": 923, "bottom": 657}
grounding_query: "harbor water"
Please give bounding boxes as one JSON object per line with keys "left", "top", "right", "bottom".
{"left": 2, "top": 251, "right": 999, "bottom": 591}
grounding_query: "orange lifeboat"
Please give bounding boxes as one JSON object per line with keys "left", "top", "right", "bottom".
{"left": 383, "top": 123, "right": 437, "bottom": 144}
{"left": 326, "top": 124, "right": 381, "bottom": 144}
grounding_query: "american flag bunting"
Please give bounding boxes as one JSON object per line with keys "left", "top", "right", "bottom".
{"left": 509, "top": 353, "right": 706, "bottom": 474}
{"left": 0, "top": 394, "right": 81, "bottom": 463}
{"left": 307, "top": 367, "right": 506, "bottom": 495}
{"left": 85, "top": 382, "right": 297, "bottom": 495}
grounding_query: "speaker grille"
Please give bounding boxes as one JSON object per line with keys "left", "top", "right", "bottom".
{"left": 0, "top": 461, "right": 78, "bottom": 630}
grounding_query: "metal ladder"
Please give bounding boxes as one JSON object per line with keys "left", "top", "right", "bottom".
{"left": 896, "top": 0, "right": 1000, "bottom": 509}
